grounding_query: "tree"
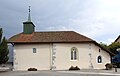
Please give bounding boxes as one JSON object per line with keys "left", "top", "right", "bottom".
{"left": 0, "top": 28, "right": 9, "bottom": 64}
{"left": 99, "top": 42, "right": 120, "bottom": 56}
{"left": 0, "top": 28, "right": 2, "bottom": 43}
{"left": 108, "top": 42, "right": 120, "bottom": 55}
{"left": 99, "top": 42, "right": 108, "bottom": 50}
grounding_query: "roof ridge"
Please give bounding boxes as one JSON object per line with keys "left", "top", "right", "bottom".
{"left": 34, "top": 31, "right": 74, "bottom": 33}
{"left": 73, "top": 31, "right": 94, "bottom": 41}
{"left": 8, "top": 31, "right": 94, "bottom": 43}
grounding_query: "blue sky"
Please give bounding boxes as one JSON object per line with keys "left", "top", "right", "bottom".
{"left": 0, "top": 0, "right": 120, "bottom": 44}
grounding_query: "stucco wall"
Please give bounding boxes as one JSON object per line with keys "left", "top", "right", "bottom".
{"left": 92, "top": 44, "right": 110, "bottom": 69}
{"left": 14, "top": 44, "right": 51, "bottom": 71}
{"left": 13, "top": 43, "right": 110, "bottom": 71}
{"left": 53, "top": 43, "right": 110, "bottom": 70}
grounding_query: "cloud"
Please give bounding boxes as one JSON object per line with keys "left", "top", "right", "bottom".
{"left": 0, "top": 0, "right": 120, "bottom": 45}
{"left": 28, "top": 0, "right": 120, "bottom": 44}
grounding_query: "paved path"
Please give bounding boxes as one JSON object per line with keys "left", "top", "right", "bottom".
{"left": 59, "top": 71, "right": 120, "bottom": 76}
{"left": 0, "top": 69, "right": 120, "bottom": 76}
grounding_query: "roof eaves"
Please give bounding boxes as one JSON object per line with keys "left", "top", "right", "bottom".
{"left": 8, "top": 41, "right": 94, "bottom": 44}
{"left": 93, "top": 41, "right": 115, "bottom": 56}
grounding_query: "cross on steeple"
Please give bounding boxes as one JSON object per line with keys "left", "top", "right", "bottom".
{"left": 28, "top": 6, "right": 31, "bottom": 22}
{"left": 29, "top": 6, "right": 31, "bottom": 12}
{"left": 23, "top": 6, "right": 35, "bottom": 34}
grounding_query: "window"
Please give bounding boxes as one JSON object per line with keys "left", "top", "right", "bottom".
{"left": 71, "top": 47, "right": 78, "bottom": 60}
{"left": 97, "top": 56, "right": 102, "bottom": 63}
{"left": 99, "top": 49, "right": 101, "bottom": 52}
{"left": 71, "top": 51, "right": 73, "bottom": 60}
{"left": 33, "top": 48, "right": 36, "bottom": 53}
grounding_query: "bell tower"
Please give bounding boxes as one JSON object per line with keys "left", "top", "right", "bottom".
{"left": 23, "top": 6, "right": 35, "bottom": 34}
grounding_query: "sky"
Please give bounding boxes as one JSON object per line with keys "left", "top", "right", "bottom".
{"left": 0, "top": 0, "right": 120, "bottom": 45}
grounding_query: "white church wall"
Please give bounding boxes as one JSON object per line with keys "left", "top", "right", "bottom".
{"left": 14, "top": 44, "right": 51, "bottom": 71}
{"left": 53, "top": 43, "right": 91, "bottom": 70}
{"left": 92, "top": 44, "right": 110, "bottom": 69}
{"left": 53, "top": 43, "right": 110, "bottom": 70}
{"left": 13, "top": 42, "right": 110, "bottom": 71}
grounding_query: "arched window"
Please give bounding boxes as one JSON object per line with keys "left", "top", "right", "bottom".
{"left": 71, "top": 47, "right": 78, "bottom": 60}
{"left": 97, "top": 56, "right": 102, "bottom": 63}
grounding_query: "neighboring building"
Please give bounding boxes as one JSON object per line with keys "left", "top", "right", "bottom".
{"left": 8, "top": 9, "right": 112, "bottom": 71}
{"left": 112, "top": 35, "right": 120, "bottom": 64}
{"left": 8, "top": 43, "right": 13, "bottom": 64}
{"left": 113, "top": 35, "right": 120, "bottom": 52}
{"left": 115, "top": 35, "right": 120, "bottom": 43}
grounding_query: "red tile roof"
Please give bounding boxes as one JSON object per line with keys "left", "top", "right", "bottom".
{"left": 8, "top": 31, "right": 94, "bottom": 43}
{"left": 8, "top": 31, "right": 114, "bottom": 55}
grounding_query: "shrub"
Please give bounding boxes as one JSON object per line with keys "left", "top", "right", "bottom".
{"left": 28, "top": 68, "right": 37, "bottom": 71}
{"left": 69, "top": 66, "right": 74, "bottom": 70}
{"left": 69, "top": 66, "right": 80, "bottom": 70}
{"left": 105, "top": 63, "right": 113, "bottom": 70}
{"left": 74, "top": 66, "right": 80, "bottom": 70}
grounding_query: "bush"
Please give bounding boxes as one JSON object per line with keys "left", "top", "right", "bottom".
{"left": 105, "top": 63, "right": 113, "bottom": 70}
{"left": 28, "top": 68, "right": 37, "bottom": 71}
{"left": 69, "top": 66, "right": 74, "bottom": 70}
{"left": 69, "top": 66, "right": 80, "bottom": 70}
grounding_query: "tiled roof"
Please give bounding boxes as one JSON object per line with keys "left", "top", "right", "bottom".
{"left": 8, "top": 31, "right": 94, "bottom": 43}
{"left": 8, "top": 31, "right": 114, "bottom": 55}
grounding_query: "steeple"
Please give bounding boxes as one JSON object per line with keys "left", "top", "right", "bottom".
{"left": 23, "top": 6, "right": 35, "bottom": 34}
{"left": 28, "top": 6, "right": 31, "bottom": 22}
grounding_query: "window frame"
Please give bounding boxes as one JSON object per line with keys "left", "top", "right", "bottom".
{"left": 97, "top": 55, "right": 102, "bottom": 63}
{"left": 71, "top": 47, "right": 78, "bottom": 61}
{"left": 33, "top": 48, "right": 37, "bottom": 53}
{"left": 99, "top": 49, "right": 101, "bottom": 52}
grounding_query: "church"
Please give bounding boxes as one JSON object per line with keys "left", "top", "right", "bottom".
{"left": 8, "top": 8, "right": 112, "bottom": 71}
